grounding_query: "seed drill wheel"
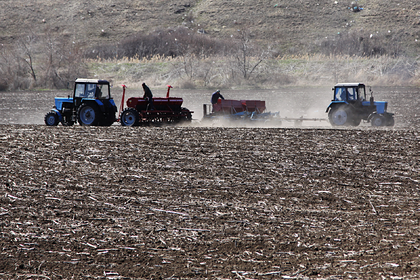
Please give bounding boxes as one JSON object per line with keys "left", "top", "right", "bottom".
{"left": 77, "top": 103, "right": 100, "bottom": 126}
{"left": 44, "top": 112, "right": 59, "bottom": 126}
{"left": 120, "top": 108, "right": 139, "bottom": 126}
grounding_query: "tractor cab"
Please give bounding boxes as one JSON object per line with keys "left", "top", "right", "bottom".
{"left": 44, "top": 78, "right": 117, "bottom": 126}
{"left": 326, "top": 83, "right": 394, "bottom": 127}
{"left": 73, "top": 79, "right": 112, "bottom": 107}
{"left": 333, "top": 83, "right": 366, "bottom": 103}
{"left": 71, "top": 79, "right": 117, "bottom": 126}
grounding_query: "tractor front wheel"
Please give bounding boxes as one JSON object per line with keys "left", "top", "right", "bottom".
{"left": 371, "top": 114, "right": 386, "bottom": 127}
{"left": 45, "top": 112, "right": 59, "bottom": 126}
{"left": 78, "top": 103, "right": 100, "bottom": 126}
{"left": 120, "top": 108, "right": 139, "bottom": 126}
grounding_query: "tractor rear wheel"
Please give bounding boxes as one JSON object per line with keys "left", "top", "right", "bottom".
{"left": 328, "top": 106, "right": 349, "bottom": 126}
{"left": 349, "top": 116, "right": 361, "bottom": 126}
{"left": 77, "top": 103, "right": 100, "bottom": 126}
{"left": 45, "top": 112, "right": 59, "bottom": 126}
{"left": 386, "top": 116, "right": 395, "bottom": 126}
{"left": 120, "top": 108, "right": 139, "bottom": 126}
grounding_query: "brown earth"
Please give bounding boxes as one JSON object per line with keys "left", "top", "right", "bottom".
{"left": 0, "top": 87, "right": 420, "bottom": 279}
{"left": 1, "top": 125, "right": 420, "bottom": 279}
{"left": 1, "top": 0, "right": 420, "bottom": 53}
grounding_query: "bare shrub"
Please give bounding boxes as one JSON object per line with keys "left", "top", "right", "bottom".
{"left": 16, "top": 33, "right": 38, "bottom": 84}
{"left": 85, "top": 27, "right": 236, "bottom": 60}
{"left": 231, "top": 29, "right": 266, "bottom": 80}
{"left": 177, "top": 80, "right": 196, "bottom": 89}
{"left": 0, "top": 45, "right": 16, "bottom": 90}
{"left": 38, "top": 33, "right": 88, "bottom": 89}
{"left": 256, "top": 73, "right": 295, "bottom": 87}
{"left": 319, "top": 30, "right": 404, "bottom": 57}
{"left": 0, "top": 43, "right": 34, "bottom": 90}
{"left": 0, "top": 27, "right": 88, "bottom": 91}
{"left": 196, "top": 60, "right": 220, "bottom": 88}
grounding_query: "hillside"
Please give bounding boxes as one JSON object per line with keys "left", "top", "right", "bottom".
{"left": 1, "top": 0, "right": 420, "bottom": 55}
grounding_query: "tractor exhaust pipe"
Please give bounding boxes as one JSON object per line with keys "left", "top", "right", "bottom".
{"left": 369, "top": 86, "right": 374, "bottom": 105}
{"left": 203, "top": 104, "right": 208, "bottom": 116}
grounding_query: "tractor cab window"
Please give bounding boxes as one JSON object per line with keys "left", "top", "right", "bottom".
{"left": 74, "top": 83, "right": 109, "bottom": 99}
{"left": 74, "top": 83, "right": 95, "bottom": 98}
{"left": 85, "top": 84, "right": 96, "bottom": 98}
{"left": 358, "top": 86, "right": 366, "bottom": 100}
{"left": 347, "top": 87, "right": 358, "bottom": 101}
{"left": 335, "top": 87, "right": 347, "bottom": 101}
{"left": 95, "top": 84, "right": 109, "bottom": 99}
{"left": 75, "top": 83, "right": 86, "bottom": 98}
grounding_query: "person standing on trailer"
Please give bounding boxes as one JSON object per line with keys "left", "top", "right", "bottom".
{"left": 211, "top": 89, "right": 224, "bottom": 112}
{"left": 142, "top": 83, "right": 154, "bottom": 110}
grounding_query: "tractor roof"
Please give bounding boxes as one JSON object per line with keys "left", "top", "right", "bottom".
{"left": 75, "top": 78, "right": 109, "bottom": 84}
{"left": 334, "top": 83, "right": 365, "bottom": 87}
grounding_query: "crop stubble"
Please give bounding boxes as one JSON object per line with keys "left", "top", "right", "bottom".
{"left": 0, "top": 125, "right": 419, "bottom": 279}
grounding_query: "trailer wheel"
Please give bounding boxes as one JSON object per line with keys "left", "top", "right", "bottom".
{"left": 120, "top": 108, "right": 139, "bottom": 126}
{"left": 186, "top": 112, "right": 192, "bottom": 121}
{"left": 328, "top": 106, "right": 349, "bottom": 126}
{"left": 180, "top": 108, "right": 192, "bottom": 122}
{"left": 77, "top": 103, "right": 100, "bottom": 126}
{"left": 45, "top": 112, "right": 59, "bottom": 126}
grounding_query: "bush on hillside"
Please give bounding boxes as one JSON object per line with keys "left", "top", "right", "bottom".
{"left": 318, "top": 30, "right": 404, "bottom": 57}
{"left": 85, "top": 28, "right": 237, "bottom": 59}
{"left": 0, "top": 29, "right": 88, "bottom": 91}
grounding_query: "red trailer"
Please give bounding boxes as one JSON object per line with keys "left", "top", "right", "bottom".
{"left": 210, "top": 99, "right": 266, "bottom": 115}
{"left": 119, "top": 85, "right": 193, "bottom": 126}
{"left": 203, "top": 98, "right": 275, "bottom": 122}
{"left": 202, "top": 98, "right": 326, "bottom": 125}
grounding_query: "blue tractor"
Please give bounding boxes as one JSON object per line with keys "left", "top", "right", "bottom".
{"left": 45, "top": 79, "right": 117, "bottom": 126}
{"left": 325, "top": 83, "right": 394, "bottom": 127}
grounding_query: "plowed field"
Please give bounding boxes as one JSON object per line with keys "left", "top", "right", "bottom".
{"left": 1, "top": 87, "right": 419, "bottom": 279}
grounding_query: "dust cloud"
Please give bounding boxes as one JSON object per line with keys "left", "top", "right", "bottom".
{"left": 176, "top": 87, "right": 331, "bottom": 128}
{"left": 1, "top": 86, "right": 417, "bottom": 129}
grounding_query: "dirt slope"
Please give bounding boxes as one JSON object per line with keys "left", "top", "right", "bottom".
{"left": 1, "top": 0, "right": 420, "bottom": 53}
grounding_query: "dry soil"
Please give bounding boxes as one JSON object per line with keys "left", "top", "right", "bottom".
{"left": 0, "top": 87, "right": 420, "bottom": 279}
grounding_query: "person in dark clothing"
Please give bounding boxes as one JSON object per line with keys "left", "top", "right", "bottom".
{"left": 142, "top": 83, "right": 154, "bottom": 110}
{"left": 211, "top": 90, "right": 224, "bottom": 104}
{"left": 211, "top": 90, "right": 224, "bottom": 112}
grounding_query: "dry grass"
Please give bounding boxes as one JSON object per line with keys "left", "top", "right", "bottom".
{"left": 88, "top": 54, "right": 420, "bottom": 89}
